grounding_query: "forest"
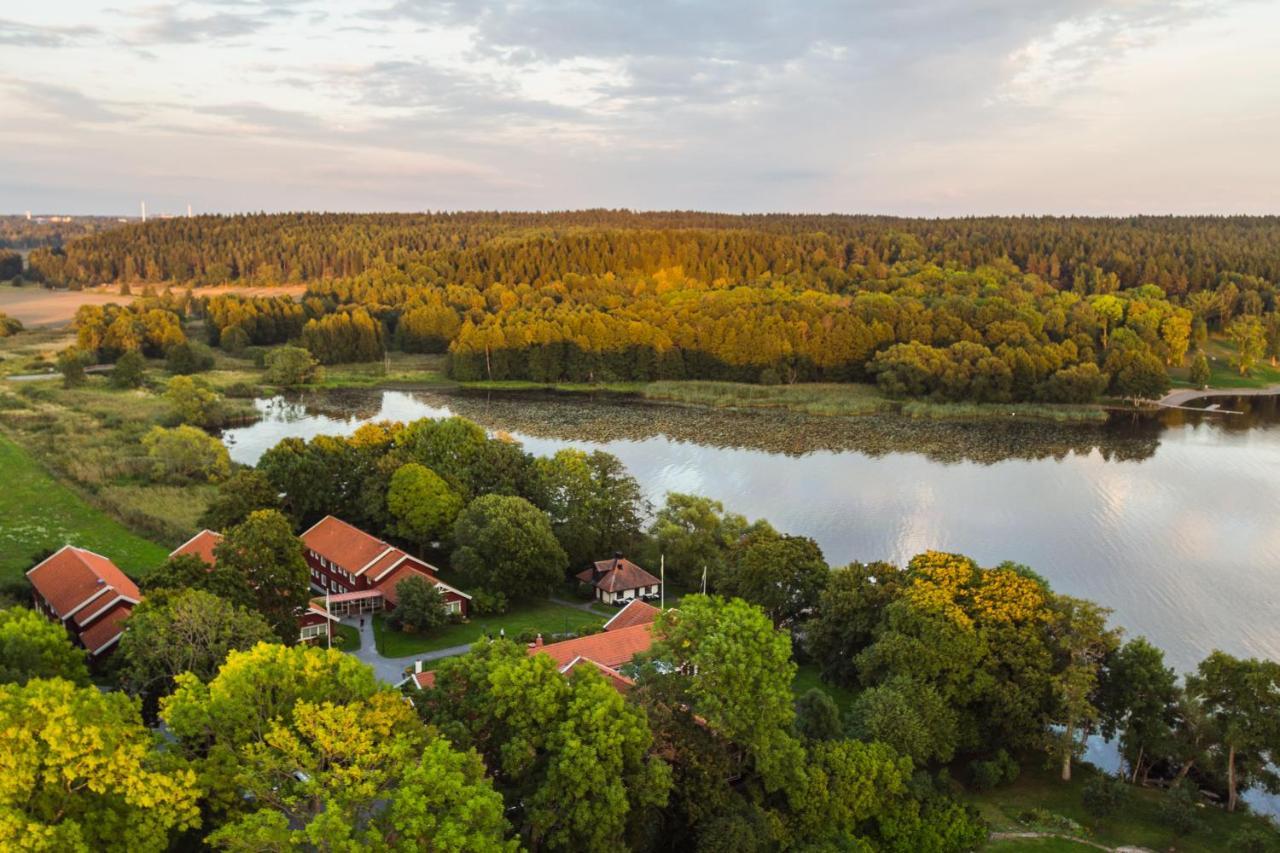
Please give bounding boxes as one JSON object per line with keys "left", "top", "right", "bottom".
{"left": 25, "top": 213, "right": 1280, "bottom": 404}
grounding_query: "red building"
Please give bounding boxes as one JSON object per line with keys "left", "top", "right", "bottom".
{"left": 301, "top": 516, "right": 470, "bottom": 617}
{"left": 27, "top": 546, "right": 141, "bottom": 658}
{"left": 170, "top": 529, "right": 342, "bottom": 644}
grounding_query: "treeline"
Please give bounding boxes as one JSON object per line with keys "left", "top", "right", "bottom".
{"left": 27, "top": 211, "right": 1280, "bottom": 295}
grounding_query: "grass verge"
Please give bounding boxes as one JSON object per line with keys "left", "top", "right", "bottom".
{"left": 0, "top": 434, "right": 168, "bottom": 582}
{"left": 372, "top": 599, "right": 605, "bottom": 657}
{"left": 965, "top": 761, "right": 1280, "bottom": 853}
{"left": 331, "top": 624, "right": 361, "bottom": 651}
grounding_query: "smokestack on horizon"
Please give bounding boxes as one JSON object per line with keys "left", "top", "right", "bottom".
{"left": 141, "top": 201, "right": 147, "bottom": 223}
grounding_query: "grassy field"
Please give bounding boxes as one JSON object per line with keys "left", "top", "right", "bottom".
{"left": 966, "top": 761, "right": 1280, "bottom": 853}
{"left": 309, "top": 352, "right": 452, "bottom": 389}
{"left": 983, "top": 838, "right": 1101, "bottom": 851}
{"left": 372, "top": 599, "right": 605, "bottom": 657}
{"left": 332, "top": 624, "right": 361, "bottom": 651}
{"left": 642, "top": 380, "right": 896, "bottom": 416}
{"left": 1170, "top": 335, "right": 1280, "bottom": 389}
{"left": 0, "top": 434, "right": 168, "bottom": 581}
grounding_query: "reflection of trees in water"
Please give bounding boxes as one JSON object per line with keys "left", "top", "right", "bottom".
{"left": 426, "top": 391, "right": 1166, "bottom": 466}
{"left": 280, "top": 389, "right": 385, "bottom": 422}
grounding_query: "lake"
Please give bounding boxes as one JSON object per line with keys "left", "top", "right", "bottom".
{"left": 223, "top": 388, "right": 1280, "bottom": 675}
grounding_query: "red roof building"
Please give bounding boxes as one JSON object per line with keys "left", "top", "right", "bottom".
{"left": 301, "top": 516, "right": 470, "bottom": 618}
{"left": 575, "top": 554, "right": 661, "bottom": 606}
{"left": 169, "top": 529, "right": 222, "bottom": 566}
{"left": 27, "top": 546, "right": 141, "bottom": 658}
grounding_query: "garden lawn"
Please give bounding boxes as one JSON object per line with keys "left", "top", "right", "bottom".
{"left": 983, "top": 838, "right": 1101, "bottom": 852}
{"left": 0, "top": 434, "right": 168, "bottom": 581}
{"left": 965, "top": 761, "right": 1280, "bottom": 853}
{"left": 792, "top": 663, "right": 859, "bottom": 714}
{"left": 373, "top": 599, "right": 605, "bottom": 657}
{"left": 1170, "top": 335, "right": 1280, "bottom": 389}
{"left": 331, "top": 624, "right": 361, "bottom": 651}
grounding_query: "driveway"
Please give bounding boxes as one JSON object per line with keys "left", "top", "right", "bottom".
{"left": 337, "top": 616, "right": 472, "bottom": 684}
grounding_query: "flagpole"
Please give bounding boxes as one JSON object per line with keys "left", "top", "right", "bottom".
{"left": 326, "top": 588, "right": 332, "bottom": 650}
{"left": 701, "top": 564, "right": 707, "bottom": 596}
{"left": 660, "top": 554, "right": 665, "bottom": 611}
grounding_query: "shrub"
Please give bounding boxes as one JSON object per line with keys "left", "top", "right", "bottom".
{"left": 469, "top": 589, "right": 508, "bottom": 615}
{"left": 264, "top": 345, "right": 321, "bottom": 386}
{"left": 220, "top": 325, "right": 250, "bottom": 355}
{"left": 56, "top": 346, "right": 90, "bottom": 387}
{"left": 1229, "top": 827, "right": 1280, "bottom": 853}
{"left": 970, "top": 759, "right": 1004, "bottom": 792}
{"left": 110, "top": 349, "right": 146, "bottom": 388}
{"left": 1082, "top": 774, "right": 1128, "bottom": 821}
{"left": 142, "top": 425, "right": 231, "bottom": 483}
{"left": 166, "top": 340, "right": 215, "bottom": 374}
{"left": 1158, "top": 779, "right": 1204, "bottom": 837}
{"left": 996, "top": 749, "right": 1021, "bottom": 784}
{"left": 384, "top": 576, "right": 448, "bottom": 634}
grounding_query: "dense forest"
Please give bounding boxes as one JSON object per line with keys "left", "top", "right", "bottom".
{"left": 32, "top": 213, "right": 1280, "bottom": 402}
{"left": 0, "top": 214, "right": 127, "bottom": 250}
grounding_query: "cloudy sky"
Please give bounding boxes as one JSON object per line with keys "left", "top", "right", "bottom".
{"left": 2, "top": 0, "right": 1278, "bottom": 215}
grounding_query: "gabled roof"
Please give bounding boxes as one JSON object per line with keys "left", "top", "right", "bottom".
{"left": 411, "top": 670, "right": 436, "bottom": 690}
{"left": 372, "top": 562, "right": 472, "bottom": 607}
{"left": 77, "top": 601, "right": 133, "bottom": 656}
{"left": 27, "top": 546, "right": 141, "bottom": 619}
{"left": 561, "top": 656, "right": 636, "bottom": 693}
{"left": 529, "top": 622, "right": 654, "bottom": 670}
{"left": 575, "top": 556, "right": 661, "bottom": 593}
{"left": 169, "top": 529, "right": 223, "bottom": 566}
{"left": 603, "top": 598, "right": 660, "bottom": 632}
{"left": 302, "top": 516, "right": 419, "bottom": 578}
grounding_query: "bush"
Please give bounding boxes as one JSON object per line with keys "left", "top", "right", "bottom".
{"left": 383, "top": 576, "right": 448, "bottom": 634}
{"left": 469, "top": 589, "right": 508, "bottom": 615}
{"left": 56, "top": 346, "right": 90, "bottom": 387}
{"left": 220, "top": 325, "right": 250, "bottom": 355}
{"left": 142, "top": 425, "right": 231, "bottom": 483}
{"left": 264, "top": 345, "right": 321, "bottom": 386}
{"left": 1229, "top": 827, "right": 1280, "bottom": 853}
{"left": 1082, "top": 774, "right": 1128, "bottom": 821}
{"left": 1158, "top": 779, "right": 1204, "bottom": 837}
{"left": 970, "top": 759, "right": 1004, "bottom": 792}
{"left": 996, "top": 749, "right": 1020, "bottom": 784}
{"left": 110, "top": 350, "right": 146, "bottom": 388}
{"left": 166, "top": 340, "right": 215, "bottom": 374}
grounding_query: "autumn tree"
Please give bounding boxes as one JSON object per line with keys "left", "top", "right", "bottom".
{"left": 142, "top": 424, "right": 231, "bottom": 483}
{"left": 1228, "top": 316, "right": 1267, "bottom": 376}
{"left": 1189, "top": 351, "right": 1211, "bottom": 388}
{"left": 164, "top": 375, "right": 222, "bottom": 426}
{"left": 0, "top": 678, "right": 200, "bottom": 852}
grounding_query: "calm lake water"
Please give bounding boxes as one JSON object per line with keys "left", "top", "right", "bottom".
{"left": 223, "top": 389, "right": 1280, "bottom": 675}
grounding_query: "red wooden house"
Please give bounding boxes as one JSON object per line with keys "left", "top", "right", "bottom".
{"left": 27, "top": 546, "right": 141, "bottom": 659}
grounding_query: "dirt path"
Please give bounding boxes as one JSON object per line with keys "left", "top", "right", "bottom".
{"left": 988, "top": 830, "right": 1154, "bottom": 851}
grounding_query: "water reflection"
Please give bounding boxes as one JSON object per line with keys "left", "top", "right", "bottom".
{"left": 222, "top": 389, "right": 1280, "bottom": 674}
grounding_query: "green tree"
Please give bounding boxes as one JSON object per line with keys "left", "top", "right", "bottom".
{"left": 142, "top": 554, "right": 256, "bottom": 611}
{"left": 0, "top": 607, "right": 89, "bottom": 686}
{"left": 0, "top": 678, "right": 200, "bottom": 852}
{"left": 206, "top": 692, "right": 516, "bottom": 852}
{"left": 199, "top": 469, "right": 281, "bottom": 531}
{"left": 719, "top": 529, "right": 828, "bottom": 626}
{"left": 57, "top": 345, "right": 90, "bottom": 387}
{"left": 385, "top": 575, "right": 448, "bottom": 633}
{"left": 649, "top": 595, "right": 803, "bottom": 791}
{"left": 165, "top": 340, "right": 215, "bottom": 374}
{"left": 1047, "top": 596, "right": 1120, "bottom": 782}
{"left": 142, "top": 424, "right": 231, "bottom": 483}
{"left": 1228, "top": 316, "right": 1267, "bottom": 376}
{"left": 213, "top": 510, "right": 310, "bottom": 641}
{"left": 1186, "top": 651, "right": 1280, "bottom": 812}
{"left": 422, "top": 640, "right": 671, "bottom": 852}
{"left": 110, "top": 349, "right": 146, "bottom": 388}
{"left": 118, "top": 589, "right": 275, "bottom": 699}
{"left": 164, "top": 375, "right": 221, "bottom": 426}
{"left": 1263, "top": 312, "right": 1280, "bottom": 367}
{"left": 1081, "top": 774, "right": 1128, "bottom": 823}
{"left": 846, "top": 676, "right": 958, "bottom": 765}
{"left": 646, "top": 493, "right": 751, "bottom": 590}
{"left": 794, "top": 688, "right": 842, "bottom": 742}
{"left": 451, "top": 494, "right": 567, "bottom": 601}
{"left": 1189, "top": 351, "right": 1211, "bottom": 388}
{"left": 1097, "top": 637, "right": 1179, "bottom": 784}
{"left": 387, "top": 463, "right": 462, "bottom": 554}
{"left": 1106, "top": 346, "right": 1170, "bottom": 400}
{"left": 534, "top": 448, "right": 646, "bottom": 568}
{"left": 263, "top": 345, "right": 320, "bottom": 386}
{"left": 806, "top": 561, "right": 906, "bottom": 687}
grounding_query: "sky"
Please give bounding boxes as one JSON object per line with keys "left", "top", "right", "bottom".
{"left": 1, "top": 0, "right": 1278, "bottom": 216}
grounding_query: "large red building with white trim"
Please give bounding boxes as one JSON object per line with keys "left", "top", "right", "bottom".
{"left": 301, "top": 516, "right": 470, "bottom": 617}
{"left": 27, "top": 545, "right": 141, "bottom": 658}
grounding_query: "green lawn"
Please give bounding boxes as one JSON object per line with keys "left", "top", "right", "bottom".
{"left": 966, "top": 761, "right": 1280, "bottom": 853}
{"left": 983, "top": 838, "right": 1101, "bottom": 852}
{"left": 792, "top": 663, "right": 860, "bottom": 714}
{"left": 331, "top": 623, "right": 361, "bottom": 651}
{"left": 1170, "top": 335, "right": 1280, "bottom": 389}
{"left": 0, "top": 434, "right": 168, "bottom": 581}
{"left": 373, "top": 599, "right": 606, "bottom": 657}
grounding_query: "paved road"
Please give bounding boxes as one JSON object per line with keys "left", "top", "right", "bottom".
{"left": 338, "top": 616, "right": 472, "bottom": 684}
{"left": 1157, "top": 382, "right": 1280, "bottom": 408}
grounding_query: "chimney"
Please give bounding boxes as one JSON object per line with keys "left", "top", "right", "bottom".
{"left": 414, "top": 660, "right": 422, "bottom": 673}
{"left": 535, "top": 634, "right": 544, "bottom": 648}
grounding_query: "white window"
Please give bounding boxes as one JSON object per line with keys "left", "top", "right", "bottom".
{"left": 446, "top": 600, "right": 461, "bottom": 614}
{"left": 299, "top": 623, "right": 326, "bottom": 640}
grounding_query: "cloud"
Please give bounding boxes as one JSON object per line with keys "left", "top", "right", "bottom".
{"left": 1, "top": 79, "right": 135, "bottom": 125}
{"left": 126, "top": 2, "right": 291, "bottom": 45}
{"left": 0, "top": 17, "right": 100, "bottom": 47}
